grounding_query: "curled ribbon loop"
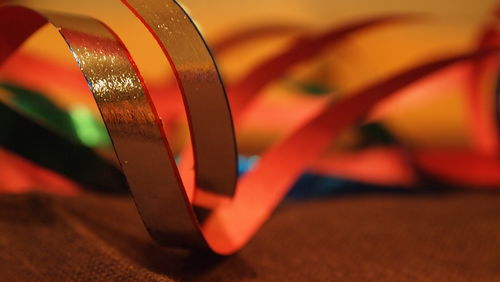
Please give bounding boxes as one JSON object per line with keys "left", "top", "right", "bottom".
{"left": 1, "top": 1, "right": 499, "bottom": 255}
{"left": 0, "top": 3, "right": 235, "bottom": 249}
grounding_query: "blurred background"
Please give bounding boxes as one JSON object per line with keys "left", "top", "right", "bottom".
{"left": 0, "top": 0, "right": 499, "bottom": 194}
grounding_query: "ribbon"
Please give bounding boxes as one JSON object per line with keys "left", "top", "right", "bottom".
{"left": 0, "top": 0, "right": 499, "bottom": 254}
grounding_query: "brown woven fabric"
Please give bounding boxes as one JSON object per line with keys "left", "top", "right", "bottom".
{"left": 0, "top": 190, "right": 499, "bottom": 281}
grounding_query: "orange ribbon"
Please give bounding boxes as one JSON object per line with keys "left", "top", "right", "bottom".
{"left": 0, "top": 0, "right": 499, "bottom": 254}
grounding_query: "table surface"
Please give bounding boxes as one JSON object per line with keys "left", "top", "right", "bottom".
{"left": 0, "top": 189, "right": 499, "bottom": 281}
